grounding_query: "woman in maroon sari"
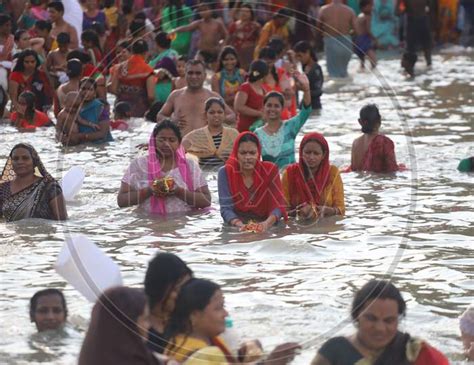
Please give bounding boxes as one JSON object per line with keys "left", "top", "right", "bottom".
{"left": 351, "top": 104, "right": 400, "bottom": 173}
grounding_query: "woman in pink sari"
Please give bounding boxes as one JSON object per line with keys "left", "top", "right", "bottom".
{"left": 351, "top": 104, "right": 400, "bottom": 173}
{"left": 117, "top": 120, "right": 211, "bottom": 215}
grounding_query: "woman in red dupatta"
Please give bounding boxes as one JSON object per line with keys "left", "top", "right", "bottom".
{"left": 110, "top": 39, "right": 154, "bottom": 118}
{"left": 282, "top": 133, "right": 345, "bottom": 220}
{"left": 218, "top": 131, "right": 287, "bottom": 232}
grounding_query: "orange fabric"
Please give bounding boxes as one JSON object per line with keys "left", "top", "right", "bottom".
{"left": 225, "top": 132, "right": 287, "bottom": 220}
{"left": 118, "top": 55, "right": 153, "bottom": 87}
{"left": 11, "top": 110, "right": 50, "bottom": 129}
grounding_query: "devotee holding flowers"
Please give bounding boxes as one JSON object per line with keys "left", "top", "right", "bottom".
{"left": 218, "top": 132, "right": 287, "bottom": 232}
{"left": 282, "top": 133, "right": 345, "bottom": 220}
{"left": 117, "top": 120, "right": 211, "bottom": 215}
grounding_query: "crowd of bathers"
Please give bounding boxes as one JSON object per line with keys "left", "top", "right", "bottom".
{"left": 0, "top": 1, "right": 473, "bottom": 364}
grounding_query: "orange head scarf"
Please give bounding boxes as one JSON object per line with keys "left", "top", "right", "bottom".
{"left": 225, "top": 132, "right": 287, "bottom": 220}
{"left": 286, "top": 132, "right": 331, "bottom": 208}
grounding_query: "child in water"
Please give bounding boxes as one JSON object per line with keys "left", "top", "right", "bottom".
{"left": 354, "top": 0, "right": 377, "bottom": 69}
{"left": 57, "top": 91, "right": 100, "bottom": 137}
{"left": 351, "top": 104, "right": 399, "bottom": 173}
{"left": 110, "top": 101, "right": 131, "bottom": 130}
{"left": 173, "top": 55, "right": 187, "bottom": 90}
{"left": 30, "top": 289, "right": 67, "bottom": 332}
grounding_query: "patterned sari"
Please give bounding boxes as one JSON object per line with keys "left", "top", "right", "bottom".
{"left": 0, "top": 144, "right": 62, "bottom": 222}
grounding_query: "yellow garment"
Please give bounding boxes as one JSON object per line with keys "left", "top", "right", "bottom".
{"left": 104, "top": 6, "right": 119, "bottom": 28}
{"left": 165, "top": 335, "right": 230, "bottom": 363}
{"left": 182, "top": 126, "right": 239, "bottom": 162}
{"left": 281, "top": 165, "right": 345, "bottom": 215}
{"left": 254, "top": 20, "right": 289, "bottom": 59}
{"left": 183, "top": 346, "right": 229, "bottom": 365}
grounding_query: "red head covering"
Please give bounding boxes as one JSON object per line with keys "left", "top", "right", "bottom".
{"left": 286, "top": 132, "right": 331, "bottom": 208}
{"left": 225, "top": 132, "right": 287, "bottom": 220}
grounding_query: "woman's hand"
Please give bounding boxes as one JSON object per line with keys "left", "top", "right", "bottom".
{"left": 317, "top": 205, "right": 337, "bottom": 217}
{"left": 294, "top": 72, "right": 310, "bottom": 92}
{"left": 230, "top": 218, "right": 244, "bottom": 228}
{"left": 297, "top": 203, "right": 317, "bottom": 220}
{"left": 264, "top": 342, "right": 301, "bottom": 365}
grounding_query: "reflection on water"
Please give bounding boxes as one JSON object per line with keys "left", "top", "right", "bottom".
{"left": 0, "top": 52, "right": 473, "bottom": 364}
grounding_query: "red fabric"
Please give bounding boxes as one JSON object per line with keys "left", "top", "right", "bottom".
{"left": 9, "top": 70, "right": 53, "bottom": 110}
{"left": 11, "top": 110, "right": 50, "bottom": 129}
{"left": 83, "top": 63, "right": 101, "bottom": 78}
{"left": 414, "top": 343, "right": 450, "bottom": 365}
{"left": 110, "top": 119, "right": 129, "bottom": 130}
{"left": 225, "top": 132, "right": 287, "bottom": 220}
{"left": 286, "top": 133, "right": 331, "bottom": 208}
{"left": 236, "top": 82, "right": 264, "bottom": 132}
{"left": 361, "top": 134, "right": 399, "bottom": 173}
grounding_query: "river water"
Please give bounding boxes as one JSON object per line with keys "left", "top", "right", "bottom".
{"left": 0, "top": 50, "right": 473, "bottom": 364}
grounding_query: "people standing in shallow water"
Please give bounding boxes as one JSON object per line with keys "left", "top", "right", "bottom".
{"left": 183, "top": 97, "right": 239, "bottom": 169}
{"left": 254, "top": 74, "right": 312, "bottom": 169}
{"left": 30, "top": 289, "right": 67, "bottom": 332}
{"left": 311, "top": 280, "right": 449, "bottom": 365}
{"left": 218, "top": 132, "right": 287, "bottom": 232}
{"left": 78, "top": 287, "right": 160, "bottom": 365}
{"left": 10, "top": 91, "right": 52, "bottom": 131}
{"left": 351, "top": 104, "right": 399, "bottom": 173}
{"left": 282, "top": 133, "right": 345, "bottom": 220}
{"left": 0, "top": 143, "right": 67, "bottom": 222}
{"left": 144, "top": 252, "right": 193, "bottom": 354}
{"left": 354, "top": 0, "right": 378, "bottom": 70}
{"left": 117, "top": 120, "right": 211, "bottom": 214}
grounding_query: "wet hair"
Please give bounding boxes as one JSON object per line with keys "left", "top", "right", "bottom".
{"left": 117, "top": 40, "right": 130, "bottom": 51}
{"left": 18, "top": 91, "right": 36, "bottom": 120}
{"left": 66, "top": 58, "right": 83, "bottom": 78}
{"left": 177, "top": 55, "right": 187, "bottom": 63}
{"left": 134, "top": 12, "right": 147, "bottom": 21}
{"left": 185, "top": 59, "right": 206, "bottom": 70}
{"left": 359, "top": 103, "right": 381, "bottom": 133}
{"left": 145, "top": 101, "right": 164, "bottom": 122}
{"left": 91, "top": 21, "right": 106, "bottom": 37}
{"left": 293, "top": 40, "right": 318, "bottom": 62}
{"left": 248, "top": 60, "right": 268, "bottom": 82}
{"left": 114, "top": 101, "right": 131, "bottom": 118}
{"left": 258, "top": 47, "right": 278, "bottom": 85}
{"left": 0, "top": 13, "right": 11, "bottom": 27}
{"left": 268, "top": 38, "right": 285, "bottom": 57}
{"left": 57, "top": 32, "right": 71, "bottom": 45}
{"left": 155, "top": 31, "right": 171, "bottom": 49}
{"left": 132, "top": 39, "right": 148, "bottom": 54}
{"left": 30, "top": 289, "right": 68, "bottom": 322}
{"left": 216, "top": 46, "right": 240, "bottom": 72}
{"left": 204, "top": 97, "right": 225, "bottom": 112}
{"left": 13, "top": 49, "right": 40, "bottom": 73}
{"left": 238, "top": 132, "right": 260, "bottom": 147}
{"left": 47, "top": 1, "right": 65, "bottom": 13}
{"left": 239, "top": 3, "right": 255, "bottom": 20}
{"left": 81, "top": 29, "right": 102, "bottom": 52}
{"left": 67, "top": 49, "right": 92, "bottom": 64}
{"left": 165, "top": 279, "right": 221, "bottom": 341}
{"left": 152, "top": 119, "right": 182, "bottom": 143}
{"left": 144, "top": 253, "right": 192, "bottom": 310}
{"left": 80, "top": 77, "right": 97, "bottom": 89}
{"left": 35, "top": 20, "right": 52, "bottom": 32}
{"left": 264, "top": 91, "right": 285, "bottom": 108}
{"left": 351, "top": 280, "right": 406, "bottom": 321}
{"left": 14, "top": 29, "right": 27, "bottom": 42}
{"left": 129, "top": 19, "right": 145, "bottom": 37}
{"left": 359, "top": 0, "right": 372, "bottom": 10}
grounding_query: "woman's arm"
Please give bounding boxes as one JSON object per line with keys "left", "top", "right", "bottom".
{"left": 49, "top": 194, "right": 68, "bottom": 220}
{"left": 217, "top": 167, "right": 241, "bottom": 225}
{"left": 8, "top": 79, "right": 19, "bottom": 110}
{"left": 146, "top": 74, "right": 155, "bottom": 103}
{"left": 173, "top": 20, "right": 201, "bottom": 34}
{"left": 233, "top": 90, "right": 263, "bottom": 118}
{"left": 109, "top": 69, "right": 119, "bottom": 94}
{"left": 117, "top": 181, "right": 153, "bottom": 208}
{"left": 211, "top": 73, "right": 220, "bottom": 94}
{"left": 331, "top": 170, "right": 345, "bottom": 215}
{"left": 310, "top": 354, "right": 331, "bottom": 365}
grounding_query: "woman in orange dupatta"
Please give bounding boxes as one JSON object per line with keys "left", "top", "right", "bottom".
{"left": 282, "top": 133, "right": 345, "bottom": 220}
{"left": 217, "top": 131, "right": 287, "bottom": 232}
{"left": 110, "top": 39, "right": 154, "bottom": 117}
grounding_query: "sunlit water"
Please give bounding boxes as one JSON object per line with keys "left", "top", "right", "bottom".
{"left": 0, "top": 50, "right": 473, "bottom": 364}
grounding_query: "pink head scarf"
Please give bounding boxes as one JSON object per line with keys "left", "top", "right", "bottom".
{"left": 147, "top": 130, "right": 194, "bottom": 215}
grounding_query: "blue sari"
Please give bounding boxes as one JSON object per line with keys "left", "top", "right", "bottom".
{"left": 79, "top": 99, "right": 113, "bottom": 143}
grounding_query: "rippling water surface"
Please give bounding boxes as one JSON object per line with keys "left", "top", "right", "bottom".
{"left": 1, "top": 51, "right": 473, "bottom": 364}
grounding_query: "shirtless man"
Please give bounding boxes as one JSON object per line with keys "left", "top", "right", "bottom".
{"left": 156, "top": 60, "right": 235, "bottom": 136}
{"left": 47, "top": 1, "right": 79, "bottom": 50}
{"left": 317, "top": 0, "right": 357, "bottom": 78}
{"left": 46, "top": 32, "right": 71, "bottom": 86}
{"left": 172, "top": 2, "right": 228, "bottom": 68}
{"left": 397, "top": 0, "right": 432, "bottom": 77}
{"left": 57, "top": 58, "right": 82, "bottom": 109}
